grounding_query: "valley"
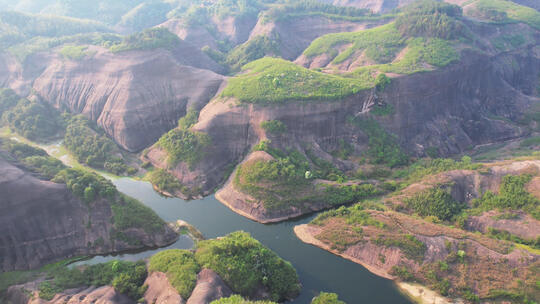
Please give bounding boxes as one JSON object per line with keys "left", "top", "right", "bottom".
{"left": 0, "top": 0, "right": 539, "bottom": 303}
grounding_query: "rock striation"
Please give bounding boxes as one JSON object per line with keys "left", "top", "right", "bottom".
{"left": 0, "top": 158, "right": 177, "bottom": 272}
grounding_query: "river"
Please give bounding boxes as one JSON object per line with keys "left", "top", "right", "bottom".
{"left": 73, "top": 177, "right": 412, "bottom": 304}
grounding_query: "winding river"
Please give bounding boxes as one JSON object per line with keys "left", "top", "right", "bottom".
{"left": 73, "top": 177, "right": 412, "bottom": 304}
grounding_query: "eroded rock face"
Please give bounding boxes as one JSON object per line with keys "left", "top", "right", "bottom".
{"left": 7, "top": 281, "right": 135, "bottom": 304}
{"left": 149, "top": 47, "right": 539, "bottom": 198}
{"left": 144, "top": 272, "right": 184, "bottom": 304}
{"left": 0, "top": 158, "right": 177, "bottom": 271}
{"left": 187, "top": 269, "right": 232, "bottom": 304}
{"left": 249, "top": 15, "right": 386, "bottom": 60}
{"left": 27, "top": 46, "right": 224, "bottom": 152}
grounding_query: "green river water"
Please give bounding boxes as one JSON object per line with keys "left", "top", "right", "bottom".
{"left": 73, "top": 177, "right": 412, "bottom": 304}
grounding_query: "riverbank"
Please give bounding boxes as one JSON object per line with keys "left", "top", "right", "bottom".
{"left": 294, "top": 224, "right": 455, "bottom": 304}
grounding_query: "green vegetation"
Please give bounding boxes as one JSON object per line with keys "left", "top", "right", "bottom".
{"left": 110, "top": 27, "right": 180, "bottom": 53}
{"left": 487, "top": 228, "right": 540, "bottom": 250}
{"left": 158, "top": 126, "right": 211, "bottom": 169}
{"left": 1, "top": 138, "right": 64, "bottom": 179}
{"left": 264, "top": 0, "right": 373, "bottom": 23}
{"left": 119, "top": 1, "right": 173, "bottom": 32}
{"left": 145, "top": 168, "right": 198, "bottom": 197}
{"left": 7, "top": 32, "right": 122, "bottom": 62}
{"left": 59, "top": 45, "right": 89, "bottom": 60}
{"left": 0, "top": 10, "right": 109, "bottom": 50}
{"left": 304, "top": 23, "right": 403, "bottom": 63}
{"left": 374, "top": 234, "right": 426, "bottom": 262}
{"left": 395, "top": 1, "right": 464, "bottom": 39}
{"left": 312, "top": 204, "right": 384, "bottom": 228}
{"left": 211, "top": 295, "right": 277, "bottom": 304}
{"left": 195, "top": 231, "right": 300, "bottom": 302}
{"left": 225, "top": 35, "right": 280, "bottom": 72}
{"left": 52, "top": 168, "right": 116, "bottom": 202}
{"left": 390, "top": 265, "right": 415, "bottom": 281}
{"left": 148, "top": 250, "right": 200, "bottom": 299}
{"left": 222, "top": 57, "right": 368, "bottom": 104}
{"left": 261, "top": 120, "right": 287, "bottom": 135}
{"left": 299, "top": 1, "right": 461, "bottom": 82}
{"left": 311, "top": 292, "right": 346, "bottom": 304}
{"left": 404, "top": 187, "right": 465, "bottom": 221}
{"left": 493, "top": 34, "right": 527, "bottom": 51}
{"left": 394, "top": 156, "right": 480, "bottom": 182}
{"left": 349, "top": 117, "right": 408, "bottom": 167}
{"left": 520, "top": 136, "right": 540, "bottom": 148}
{"left": 64, "top": 115, "right": 132, "bottom": 175}
{"left": 236, "top": 144, "right": 379, "bottom": 210}
{"left": 473, "top": 174, "right": 540, "bottom": 220}
{"left": 469, "top": 0, "right": 540, "bottom": 30}
{"left": 168, "top": 0, "right": 265, "bottom": 26}
{"left": 38, "top": 260, "right": 147, "bottom": 300}
{"left": 2, "top": 139, "right": 165, "bottom": 238}
{"left": 111, "top": 194, "right": 165, "bottom": 234}
{"left": 0, "top": 89, "right": 62, "bottom": 141}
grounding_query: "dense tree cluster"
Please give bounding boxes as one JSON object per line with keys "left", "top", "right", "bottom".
{"left": 395, "top": 0, "right": 464, "bottom": 39}
{"left": 195, "top": 231, "right": 301, "bottom": 302}
{"left": 0, "top": 88, "right": 62, "bottom": 141}
{"left": 64, "top": 115, "right": 132, "bottom": 175}
{"left": 404, "top": 187, "right": 464, "bottom": 221}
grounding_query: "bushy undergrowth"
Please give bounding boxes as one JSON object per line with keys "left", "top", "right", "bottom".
{"left": 195, "top": 231, "right": 301, "bottom": 302}
{"left": 260, "top": 120, "right": 287, "bottom": 135}
{"left": 158, "top": 127, "right": 210, "bottom": 168}
{"left": 404, "top": 187, "right": 464, "bottom": 221}
{"left": 311, "top": 292, "right": 347, "bottom": 304}
{"left": 373, "top": 234, "right": 426, "bottom": 262}
{"left": 211, "top": 295, "right": 277, "bottom": 304}
{"left": 0, "top": 89, "right": 62, "bottom": 141}
{"left": 312, "top": 204, "right": 384, "bottom": 228}
{"left": 38, "top": 260, "right": 147, "bottom": 300}
{"left": 148, "top": 250, "right": 200, "bottom": 299}
{"left": 110, "top": 27, "right": 180, "bottom": 53}
{"left": 348, "top": 117, "right": 408, "bottom": 167}
{"left": 469, "top": 0, "right": 540, "bottom": 30}
{"left": 473, "top": 174, "right": 540, "bottom": 220}
{"left": 222, "top": 57, "right": 368, "bottom": 104}
{"left": 393, "top": 156, "right": 480, "bottom": 182}
{"left": 64, "top": 116, "right": 132, "bottom": 175}
{"left": 144, "top": 168, "right": 199, "bottom": 197}
{"left": 395, "top": 0, "right": 464, "bottom": 39}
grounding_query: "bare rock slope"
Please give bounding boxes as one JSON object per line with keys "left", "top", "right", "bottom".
{"left": 0, "top": 157, "right": 177, "bottom": 272}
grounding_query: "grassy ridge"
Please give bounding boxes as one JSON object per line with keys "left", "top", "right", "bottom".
{"left": 468, "top": 0, "right": 540, "bottom": 30}
{"left": 222, "top": 57, "right": 369, "bottom": 104}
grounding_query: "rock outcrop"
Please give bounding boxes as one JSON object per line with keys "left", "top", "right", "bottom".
{"left": 2, "top": 45, "right": 225, "bottom": 152}
{"left": 0, "top": 158, "right": 177, "bottom": 272}
{"left": 149, "top": 46, "right": 540, "bottom": 199}
{"left": 187, "top": 269, "right": 233, "bottom": 304}
{"left": 144, "top": 272, "right": 184, "bottom": 304}
{"left": 7, "top": 281, "right": 135, "bottom": 304}
{"left": 248, "top": 14, "right": 387, "bottom": 60}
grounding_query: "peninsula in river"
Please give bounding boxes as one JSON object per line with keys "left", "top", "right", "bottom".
{"left": 1, "top": 0, "right": 540, "bottom": 303}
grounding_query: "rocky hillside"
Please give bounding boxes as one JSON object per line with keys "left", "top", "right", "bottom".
{"left": 5, "top": 232, "right": 300, "bottom": 304}
{"left": 144, "top": 0, "right": 540, "bottom": 222}
{"left": 0, "top": 140, "right": 177, "bottom": 271}
{"left": 295, "top": 158, "right": 540, "bottom": 303}
{"left": 1, "top": 0, "right": 539, "bottom": 221}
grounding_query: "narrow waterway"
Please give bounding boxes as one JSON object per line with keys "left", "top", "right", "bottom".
{"left": 75, "top": 178, "right": 412, "bottom": 304}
